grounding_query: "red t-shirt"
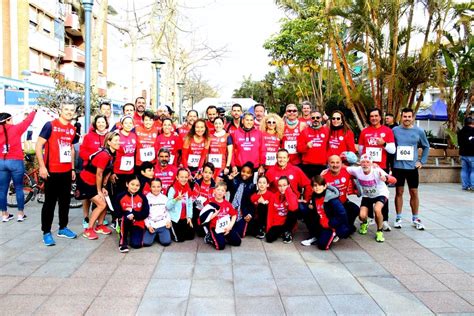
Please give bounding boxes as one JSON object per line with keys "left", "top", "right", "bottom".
{"left": 327, "top": 128, "right": 356, "bottom": 158}
{"left": 260, "top": 132, "right": 281, "bottom": 167}
{"left": 182, "top": 137, "right": 208, "bottom": 169}
{"left": 206, "top": 198, "right": 237, "bottom": 229}
{"left": 154, "top": 164, "right": 178, "bottom": 194}
{"left": 113, "top": 131, "right": 137, "bottom": 174}
{"left": 155, "top": 133, "right": 182, "bottom": 166}
{"left": 39, "top": 119, "right": 75, "bottom": 173}
{"left": 322, "top": 169, "right": 353, "bottom": 204}
{"left": 358, "top": 125, "right": 394, "bottom": 169}
{"left": 209, "top": 133, "right": 230, "bottom": 171}
{"left": 135, "top": 125, "right": 159, "bottom": 166}
{"left": 282, "top": 122, "right": 304, "bottom": 165}
{"left": 80, "top": 151, "right": 112, "bottom": 186}
{"left": 297, "top": 126, "right": 329, "bottom": 165}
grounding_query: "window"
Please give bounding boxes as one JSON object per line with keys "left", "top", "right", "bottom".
{"left": 42, "top": 55, "right": 52, "bottom": 72}
{"left": 41, "top": 14, "right": 53, "bottom": 35}
{"left": 29, "top": 49, "right": 40, "bottom": 72}
{"left": 29, "top": 5, "right": 38, "bottom": 29}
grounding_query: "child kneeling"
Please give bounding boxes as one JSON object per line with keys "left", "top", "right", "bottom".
{"left": 204, "top": 181, "right": 241, "bottom": 250}
{"left": 143, "top": 179, "right": 172, "bottom": 247}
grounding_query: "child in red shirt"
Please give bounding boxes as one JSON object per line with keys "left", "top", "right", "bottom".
{"left": 250, "top": 175, "right": 274, "bottom": 239}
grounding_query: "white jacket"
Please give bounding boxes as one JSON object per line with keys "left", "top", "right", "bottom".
{"left": 145, "top": 193, "right": 171, "bottom": 229}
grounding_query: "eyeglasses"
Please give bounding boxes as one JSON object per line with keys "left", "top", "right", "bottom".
{"left": 331, "top": 117, "right": 342, "bottom": 121}
{"left": 286, "top": 109, "right": 298, "bottom": 113}
{"left": 266, "top": 121, "right": 276, "bottom": 124}
{"left": 311, "top": 116, "right": 321, "bottom": 120}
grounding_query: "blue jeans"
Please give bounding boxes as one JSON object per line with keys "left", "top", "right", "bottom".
{"left": 143, "top": 226, "right": 171, "bottom": 246}
{"left": 461, "top": 156, "right": 474, "bottom": 189}
{"left": 0, "top": 159, "right": 25, "bottom": 211}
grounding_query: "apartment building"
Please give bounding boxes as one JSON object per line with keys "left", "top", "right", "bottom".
{"left": 0, "top": 0, "right": 108, "bottom": 108}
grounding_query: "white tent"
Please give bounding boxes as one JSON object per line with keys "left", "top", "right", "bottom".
{"left": 192, "top": 98, "right": 257, "bottom": 117}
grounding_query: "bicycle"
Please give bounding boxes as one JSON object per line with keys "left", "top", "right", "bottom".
{"left": 6, "top": 154, "right": 82, "bottom": 209}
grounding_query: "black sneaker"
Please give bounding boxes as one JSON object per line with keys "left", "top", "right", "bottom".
{"left": 204, "top": 233, "right": 214, "bottom": 245}
{"left": 119, "top": 245, "right": 129, "bottom": 253}
{"left": 282, "top": 231, "right": 293, "bottom": 244}
{"left": 255, "top": 229, "right": 266, "bottom": 239}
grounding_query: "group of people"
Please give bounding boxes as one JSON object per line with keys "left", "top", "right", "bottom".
{"left": 0, "top": 97, "right": 441, "bottom": 252}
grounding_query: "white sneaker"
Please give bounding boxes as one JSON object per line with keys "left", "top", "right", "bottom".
{"left": 394, "top": 218, "right": 402, "bottom": 229}
{"left": 382, "top": 221, "right": 392, "bottom": 231}
{"left": 412, "top": 218, "right": 425, "bottom": 230}
{"left": 333, "top": 236, "right": 340, "bottom": 243}
{"left": 301, "top": 237, "right": 317, "bottom": 246}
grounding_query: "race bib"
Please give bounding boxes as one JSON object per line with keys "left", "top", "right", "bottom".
{"left": 362, "top": 185, "right": 378, "bottom": 198}
{"left": 366, "top": 147, "right": 382, "bottom": 162}
{"left": 169, "top": 154, "right": 175, "bottom": 164}
{"left": 119, "top": 156, "right": 134, "bottom": 171}
{"left": 265, "top": 152, "right": 277, "bottom": 166}
{"left": 139, "top": 147, "right": 155, "bottom": 162}
{"left": 208, "top": 154, "right": 223, "bottom": 167}
{"left": 59, "top": 143, "right": 72, "bottom": 163}
{"left": 215, "top": 215, "right": 230, "bottom": 234}
{"left": 396, "top": 146, "right": 414, "bottom": 161}
{"left": 284, "top": 140, "right": 297, "bottom": 154}
{"left": 188, "top": 154, "right": 200, "bottom": 168}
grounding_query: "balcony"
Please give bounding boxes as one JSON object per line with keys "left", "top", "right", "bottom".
{"left": 61, "top": 63, "right": 84, "bottom": 83}
{"left": 63, "top": 45, "right": 85, "bottom": 64}
{"left": 65, "top": 13, "right": 82, "bottom": 37}
{"left": 28, "top": 31, "right": 62, "bottom": 57}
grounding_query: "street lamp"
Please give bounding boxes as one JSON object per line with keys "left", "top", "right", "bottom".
{"left": 151, "top": 60, "right": 165, "bottom": 109}
{"left": 177, "top": 82, "right": 185, "bottom": 124}
{"left": 82, "top": 0, "right": 93, "bottom": 128}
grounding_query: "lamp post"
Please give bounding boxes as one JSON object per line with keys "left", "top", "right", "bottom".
{"left": 151, "top": 60, "right": 165, "bottom": 109}
{"left": 177, "top": 82, "right": 185, "bottom": 124}
{"left": 82, "top": 0, "right": 93, "bottom": 128}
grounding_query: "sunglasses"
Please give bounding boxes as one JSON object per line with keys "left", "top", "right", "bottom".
{"left": 266, "top": 121, "right": 276, "bottom": 124}
{"left": 286, "top": 109, "right": 298, "bottom": 113}
{"left": 311, "top": 116, "right": 321, "bottom": 120}
{"left": 331, "top": 117, "right": 342, "bottom": 121}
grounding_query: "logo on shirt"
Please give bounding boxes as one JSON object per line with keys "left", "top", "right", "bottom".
{"left": 339, "top": 136, "right": 344, "bottom": 141}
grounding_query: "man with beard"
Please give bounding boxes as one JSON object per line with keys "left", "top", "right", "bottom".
{"left": 299, "top": 101, "right": 313, "bottom": 126}
{"left": 133, "top": 97, "right": 147, "bottom": 127}
{"left": 226, "top": 103, "right": 242, "bottom": 136}
{"left": 253, "top": 103, "right": 266, "bottom": 129}
{"left": 205, "top": 105, "right": 218, "bottom": 134}
{"left": 153, "top": 148, "right": 178, "bottom": 194}
{"left": 177, "top": 110, "right": 198, "bottom": 137}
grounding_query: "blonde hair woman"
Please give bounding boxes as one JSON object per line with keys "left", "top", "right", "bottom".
{"left": 258, "top": 113, "right": 285, "bottom": 174}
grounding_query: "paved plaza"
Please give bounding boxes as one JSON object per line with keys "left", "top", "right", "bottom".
{"left": 0, "top": 183, "right": 472, "bottom": 315}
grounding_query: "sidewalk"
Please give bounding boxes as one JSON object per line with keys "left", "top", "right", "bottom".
{"left": 0, "top": 183, "right": 472, "bottom": 315}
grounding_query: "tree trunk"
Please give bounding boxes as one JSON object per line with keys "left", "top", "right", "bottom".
{"left": 404, "top": 0, "right": 415, "bottom": 60}
{"left": 387, "top": 0, "right": 400, "bottom": 115}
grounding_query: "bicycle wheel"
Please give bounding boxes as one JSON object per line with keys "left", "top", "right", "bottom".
{"left": 7, "top": 173, "right": 35, "bottom": 208}
{"left": 69, "top": 182, "right": 83, "bottom": 208}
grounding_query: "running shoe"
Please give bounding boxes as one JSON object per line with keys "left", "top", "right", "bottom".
{"left": 375, "top": 231, "right": 385, "bottom": 242}
{"left": 103, "top": 218, "right": 109, "bottom": 225}
{"left": 57, "top": 227, "right": 77, "bottom": 239}
{"left": 255, "top": 229, "right": 266, "bottom": 240}
{"left": 2, "top": 213, "right": 13, "bottom": 222}
{"left": 17, "top": 214, "right": 27, "bottom": 222}
{"left": 82, "top": 228, "right": 99, "bottom": 240}
{"left": 282, "top": 231, "right": 293, "bottom": 244}
{"left": 82, "top": 218, "right": 89, "bottom": 229}
{"left": 412, "top": 218, "right": 425, "bottom": 230}
{"left": 367, "top": 218, "right": 375, "bottom": 226}
{"left": 359, "top": 222, "right": 368, "bottom": 235}
{"left": 94, "top": 224, "right": 112, "bottom": 235}
{"left": 382, "top": 221, "right": 392, "bottom": 231}
{"left": 333, "top": 236, "right": 340, "bottom": 243}
{"left": 301, "top": 237, "right": 317, "bottom": 246}
{"left": 204, "top": 233, "right": 214, "bottom": 245}
{"left": 394, "top": 218, "right": 402, "bottom": 229}
{"left": 43, "top": 232, "right": 56, "bottom": 246}
{"left": 119, "top": 245, "right": 129, "bottom": 253}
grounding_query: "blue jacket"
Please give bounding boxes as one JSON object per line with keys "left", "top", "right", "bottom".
{"left": 224, "top": 174, "right": 256, "bottom": 218}
{"left": 166, "top": 187, "right": 194, "bottom": 223}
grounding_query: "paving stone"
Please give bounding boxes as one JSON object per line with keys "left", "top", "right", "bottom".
{"left": 307, "top": 262, "right": 353, "bottom": 279}
{"left": 159, "top": 251, "right": 196, "bottom": 265}
{"left": 152, "top": 263, "right": 194, "bottom": 279}
{"left": 281, "top": 296, "right": 335, "bottom": 315}
{"left": 35, "top": 295, "right": 95, "bottom": 315}
{"left": 186, "top": 297, "right": 235, "bottom": 315}
{"left": 332, "top": 248, "right": 375, "bottom": 262}
{"left": 269, "top": 262, "right": 313, "bottom": 279}
{"left": 317, "top": 276, "right": 367, "bottom": 295}
{"left": 111, "top": 263, "right": 155, "bottom": 279}
{"left": 416, "top": 260, "right": 465, "bottom": 274}
{"left": 358, "top": 276, "right": 409, "bottom": 293}
{"left": 298, "top": 249, "right": 339, "bottom": 263}
{"left": 136, "top": 297, "right": 187, "bottom": 316}
{"left": 86, "top": 296, "right": 140, "bottom": 316}
{"left": 52, "top": 277, "right": 108, "bottom": 296}
{"left": 100, "top": 276, "right": 149, "bottom": 297}
{"left": 233, "top": 264, "right": 273, "bottom": 280}
{"left": 396, "top": 273, "right": 450, "bottom": 292}
{"left": 71, "top": 262, "right": 118, "bottom": 278}
{"left": 9, "top": 276, "right": 62, "bottom": 295}
{"left": 31, "top": 260, "right": 82, "bottom": 278}
{"left": 121, "top": 251, "right": 160, "bottom": 265}
{"left": 234, "top": 277, "right": 278, "bottom": 297}
{"left": 456, "top": 291, "right": 474, "bottom": 305}
{"left": 275, "top": 277, "right": 323, "bottom": 296}
{"left": 196, "top": 252, "right": 231, "bottom": 265}
{"left": 231, "top": 250, "right": 268, "bottom": 265}
{"left": 235, "top": 296, "right": 285, "bottom": 315}
{"left": 414, "top": 291, "right": 474, "bottom": 313}
{"left": 378, "top": 259, "right": 426, "bottom": 276}
{"left": 0, "top": 276, "right": 24, "bottom": 294}
{"left": 371, "top": 291, "right": 434, "bottom": 315}
{"left": 0, "top": 260, "right": 46, "bottom": 277}
{"left": 345, "top": 262, "right": 391, "bottom": 277}
{"left": 143, "top": 278, "right": 191, "bottom": 298}
{"left": 327, "top": 294, "right": 384, "bottom": 315}
{"left": 193, "top": 263, "right": 233, "bottom": 280}
{"left": 190, "top": 279, "right": 233, "bottom": 297}
{"left": 433, "top": 273, "right": 474, "bottom": 291}
{"left": 0, "top": 294, "right": 48, "bottom": 315}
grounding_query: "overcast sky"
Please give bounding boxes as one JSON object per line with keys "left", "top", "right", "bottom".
{"left": 181, "top": 0, "right": 285, "bottom": 97}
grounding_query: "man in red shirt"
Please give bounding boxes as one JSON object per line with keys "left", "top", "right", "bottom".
{"left": 154, "top": 148, "right": 178, "bottom": 194}
{"left": 358, "top": 108, "right": 396, "bottom": 231}
{"left": 177, "top": 110, "right": 198, "bottom": 137}
{"left": 226, "top": 103, "right": 242, "bottom": 136}
{"left": 205, "top": 105, "right": 218, "bottom": 134}
{"left": 36, "top": 102, "right": 78, "bottom": 246}
{"left": 133, "top": 97, "right": 146, "bottom": 127}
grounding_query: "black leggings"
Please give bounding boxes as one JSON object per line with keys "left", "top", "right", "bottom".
{"left": 265, "top": 211, "right": 298, "bottom": 243}
{"left": 41, "top": 172, "right": 72, "bottom": 234}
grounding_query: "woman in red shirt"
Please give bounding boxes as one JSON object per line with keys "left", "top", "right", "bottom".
{"left": 0, "top": 110, "right": 36, "bottom": 222}
{"left": 76, "top": 132, "right": 120, "bottom": 240}
{"left": 182, "top": 119, "right": 210, "bottom": 176}
{"left": 208, "top": 117, "right": 233, "bottom": 179}
{"left": 258, "top": 113, "right": 284, "bottom": 174}
{"left": 111, "top": 116, "right": 137, "bottom": 194}
{"left": 155, "top": 118, "right": 182, "bottom": 166}
{"left": 327, "top": 110, "right": 356, "bottom": 158}
{"left": 80, "top": 115, "right": 109, "bottom": 167}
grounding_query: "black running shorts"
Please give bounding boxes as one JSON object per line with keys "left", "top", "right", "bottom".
{"left": 392, "top": 168, "right": 419, "bottom": 189}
